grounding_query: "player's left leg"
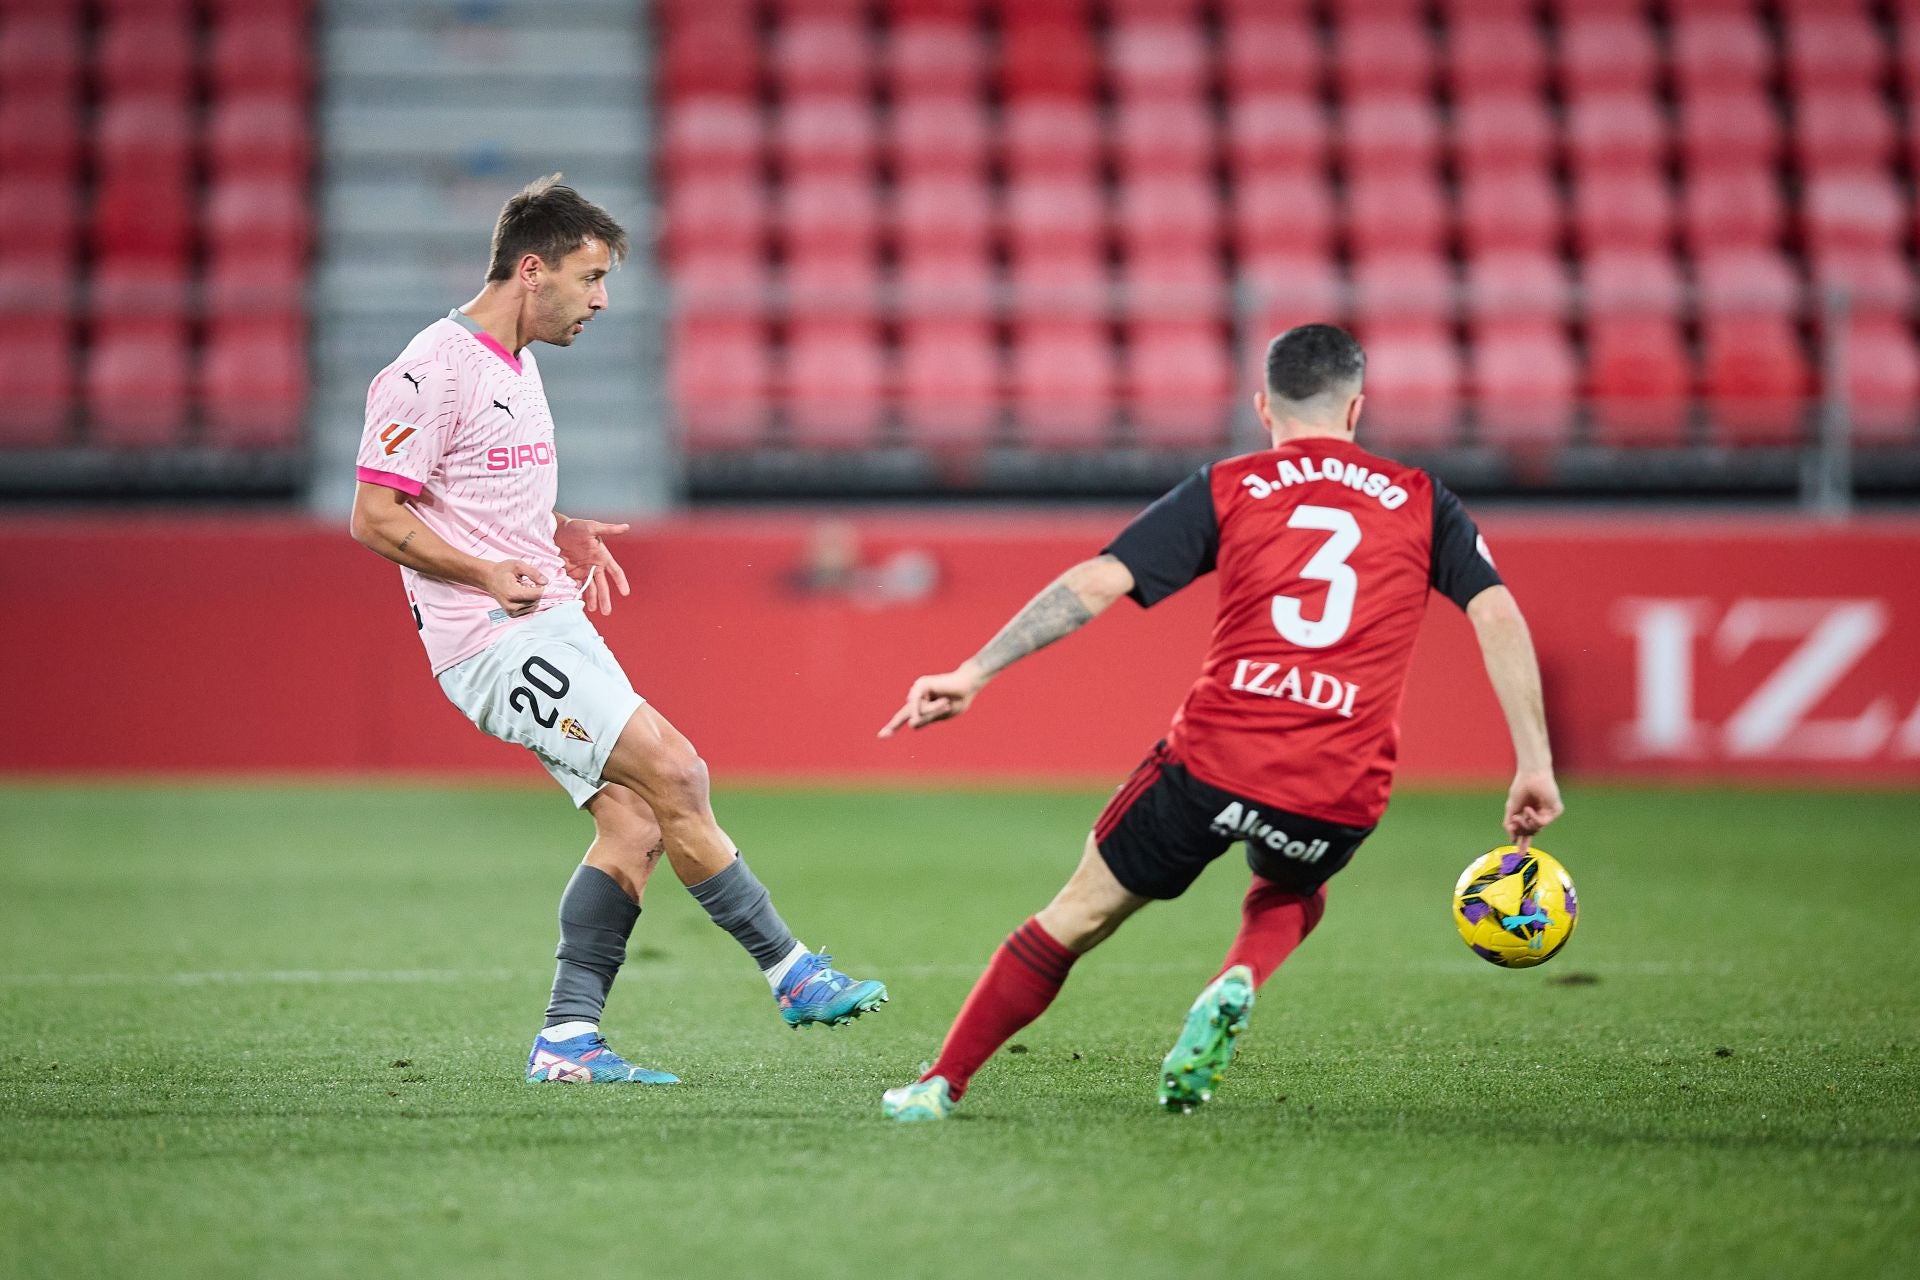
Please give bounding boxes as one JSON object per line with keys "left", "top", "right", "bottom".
{"left": 883, "top": 834, "right": 1150, "bottom": 1121}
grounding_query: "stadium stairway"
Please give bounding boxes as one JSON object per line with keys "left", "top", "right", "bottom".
{"left": 308, "top": 0, "right": 675, "bottom": 518}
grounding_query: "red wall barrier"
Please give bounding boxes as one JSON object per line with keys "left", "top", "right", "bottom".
{"left": 5, "top": 513, "right": 1918, "bottom": 785}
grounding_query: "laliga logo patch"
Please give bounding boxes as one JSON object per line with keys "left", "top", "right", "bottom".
{"left": 559, "top": 717, "right": 593, "bottom": 744}
{"left": 380, "top": 421, "right": 421, "bottom": 457}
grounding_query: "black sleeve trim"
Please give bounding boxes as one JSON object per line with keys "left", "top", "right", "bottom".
{"left": 1102, "top": 465, "right": 1220, "bottom": 608}
{"left": 1430, "top": 479, "right": 1503, "bottom": 610}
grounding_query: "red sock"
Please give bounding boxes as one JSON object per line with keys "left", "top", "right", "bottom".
{"left": 924, "top": 918, "right": 1077, "bottom": 1100}
{"left": 1220, "top": 879, "right": 1326, "bottom": 987}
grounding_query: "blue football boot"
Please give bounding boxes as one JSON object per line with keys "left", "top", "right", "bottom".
{"left": 525, "top": 1029, "right": 680, "bottom": 1084}
{"left": 774, "top": 951, "right": 888, "bottom": 1028}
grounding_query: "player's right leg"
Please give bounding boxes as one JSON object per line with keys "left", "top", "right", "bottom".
{"left": 599, "top": 702, "right": 887, "bottom": 1028}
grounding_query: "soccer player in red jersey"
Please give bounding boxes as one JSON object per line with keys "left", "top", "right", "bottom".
{"left": 876, "top": 325, "right": 1563, "bottom": 1120}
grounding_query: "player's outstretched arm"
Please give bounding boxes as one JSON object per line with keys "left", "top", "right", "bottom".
{"left": 349, "top": 480, "right": 547, "bottom": 618}
{"left": 878, "top": 554, "right": 1136, "bottom": 738}
{"left": 1466, "top": 585, "right": 1564, "bottom": 848}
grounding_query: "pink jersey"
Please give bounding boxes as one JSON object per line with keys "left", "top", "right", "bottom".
{"left": 356, "top": 310, "right": 581, "bottom": 673}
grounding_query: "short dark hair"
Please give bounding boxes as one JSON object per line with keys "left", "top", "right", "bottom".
{"left": 486, "top": 174, "right": 629, "bottom": 282}
{"left": 1265, "top": 324, "right": 1366, "bottom": 402}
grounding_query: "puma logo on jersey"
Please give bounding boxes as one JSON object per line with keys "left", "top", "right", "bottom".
{"left": 485, "top": 441, "right": 556, "bottom": 471}
{"left": 492, "top": 398, "right": 515, "bottom": 418}
{"left": 400, "top": 371, "right": 425, "bottom": 391}
{"left": 1228, "top": 659, "right": 1360, "bottom": 719}
{"left": 1208, "top": 802, "right": 1333, "bottom": 862}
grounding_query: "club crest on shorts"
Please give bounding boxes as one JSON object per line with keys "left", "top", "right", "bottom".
{"left": 559, "top": 717, "right": 593, "bottom": 744}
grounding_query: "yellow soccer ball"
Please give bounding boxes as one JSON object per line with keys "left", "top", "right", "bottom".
{"left": 1452, "top": 845, "right": 1579, "bottom": 968}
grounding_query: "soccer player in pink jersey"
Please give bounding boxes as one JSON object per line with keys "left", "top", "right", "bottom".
{"left": 349, "top": 176, "right": 886, "bottom": 1084}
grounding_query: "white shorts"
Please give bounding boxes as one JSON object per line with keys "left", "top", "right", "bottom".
{"left": 436, "top": 601, "right": 646, "bottom": 808}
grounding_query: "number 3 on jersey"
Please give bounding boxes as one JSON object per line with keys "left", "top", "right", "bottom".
{"left": 1272, "top": 505, "right": 1362, "bottom": 649}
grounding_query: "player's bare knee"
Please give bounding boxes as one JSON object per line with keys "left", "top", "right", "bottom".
{"left": 639, "top": 745, "right": 712, "bottom": 820}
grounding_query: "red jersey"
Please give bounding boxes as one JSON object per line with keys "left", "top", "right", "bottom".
{"left": 1102, "top": 437, "right": 1501, "bottom": 827}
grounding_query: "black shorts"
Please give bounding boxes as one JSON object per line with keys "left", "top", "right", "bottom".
{"left": 1093, "top": 741, "right": 1374, "bottom": 900}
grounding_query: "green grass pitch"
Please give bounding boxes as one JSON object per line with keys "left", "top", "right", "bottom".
{"left": 3, "top": 782, "right": 1917, "bottom": 1279}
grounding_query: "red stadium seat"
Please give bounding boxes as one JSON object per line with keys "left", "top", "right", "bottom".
{"left": 1463, "top": 251, "right": 1571, "bottom": 326}
{"left": 778, "top": 176, "right": 878, "bottom": 257}
{"left": 1106, "top": 21, "right": 1208, "bottom": 101}
{"left": 0, "top": 98, "right": 80, "bottom": 178}
{"left": 1339, "top": 96, "right": 1441, "bottom": 176}
{"left": 1224, "top": 94, "right": 1327, "bottom": 177}
{"left": 201, "top": 331, "right": 306, "bottom": 448}
{"left": 1112, "top": 99, "right": 1215, "bottom": 178}
{"left": 783, "top": 250, "right": 882, "bottom": 326}
{"left": 97, "top": 14, "right": 194, "bottom": 98}
{"left": 1115, "top": 176, "right": 1219, "bottom": 258}
{"left": 1351, "top": 322, "right": 1460, "bottom": 448}
{"left": 1809, "top": 247, "right": 1916, "bottom": 319}
{"left": 1109, "top": 0, "right": 1204, "bottom": 19}
{"left": 1702, "top": 316, "right": 1810, "bottom": 446}
{"left": 1841, "top": 318, "right": 1920, "bottom": 445}
{"left": 1583, "top": 249, "right": 1686, "bottom": 323}
{"left": 201, "top": 0, "right": 310, "bottom": 15}
{"left": 1571, "top": 166, "right": 1673, "bottom": 253}
{"left": 672, "top": 316, "right": 772, "bottom": 452}
{"left": 884, "top": 20, "right": 983, "bottom": 101}
{"left": 1471, "top": 324, "right": 1577, "bottom": 447}
{"left": 89, "top": 256, "right": 191, "bottom": 322}
{"left": 1675, "top": 89, "right": 1781, "bottom": 175}
{"left": 1782, "top": 13, "right": 1885, "bottom": 96}
{"left": 660, "top": 14, "right": 759, "bottom": 100}
{"left": 890, "top": 98, "right": 989, "bottom": 178}
{"left": 1008, "top": 249, "right": 1109, "bottom": 325}
{"left": 1232, "top": 172, "right": 1336, "bottom": 258}
{"left": 1900, "top": 22, "right": 1920, "bottom": 113}
{"left": 1792, "top": 92, "right": 1897, "bottom": 177}
{"left": 206, "top": 178, "right": 311, "bottom": 257}
{"left": 1333, "top": 16, "right": 1435, "bottom": 100}
{"left": 87, "top": 325, "right": 191, "bottom": 447}
{"left": 1003, "top": 178, "right": 1107, "bottom": 259}
{"left": 662, "top": 98, "right": 762, "bottom": 182}
{"left": 1457, "top": 169, "right": 1562, "bottom": 256}
{"left": 672, "top": 249, "right": 771, "bottom": 323}
{"left": 999, "top": 20, "right": 1096, "bottom": 100}
{"left": 1002, "top": 100, "right": 1101, "bottom": 179}
{"left": 898, "top": 320, "right": 1000, "bottom": 448}
{"left": 1695, "top": 249, "right": 1802, "bottom": 320}
{"left": 772, "top": 19, "right": 870, "bottom": 97}
{"left": 0, "top": 13, "right": 82, "bottom": 96}
{"left": 776, "top": 96, "right": 876, "bottom": 178}
{"left": 1803, "top": 171, "right": 1905, "bottom": 256}
{"left": 1450, "top": 95, "right": 1554, "bottom": 175}
{"left": 209, "top": 18, "right": 313, "bottom": 99}
{"left": 206, "top": 96, "right": 311, "bottom": 179}
{"left": 897, "top": 252, "right": 997, "bottom": 325}
{"left": 1446, "top": 17, "right": 1547, "bottom": 103}
{"left": 1586, "top": 317, "right": 1692, "bottom": 447}
{"left": 0, "top": 254, "right": 75, "bottom": 325}
{"left": 0, "top": 323, "right": 72, "bottom": 446}
{"left": 1353, "top": 253, "right": 1454, "bottom": 328}
{"left": 1242, "top": 252, "right": 1346, "bottom": 334}
{"left": 1565, "top": 94, "right": 1666, "bottom": 174}
{"left": 1681, "top": 170, "right": 1784, "bottom": 254}
{"left": 0, "top": 179, "right": 78, "bottom": 260}
{"left": 1124, "top": 248, "right": 1227, "bottom": 326}
{"left": 893, "top": 177, "right": 993, "bottom": 258}
{"left": 91, "top": 176, "right": 194, "bottom": 261}
{"left": 1219, "top": 16, "right": 1320, "bottom": 101}
{"left": 1345, "top": 171, "right": 1448, "bottom": 259}
{"left": 95, "top": 96, "right": 193, "bottom": 181}
{"left": 203, "top": 247, "right": 304, "bottom": 326}
{"left": 1009, "top": 325, "right": 1115, "bottom": 448}
{"left": 1670, "top": 12, "right": 1771, "bottom": 97}
{"left": 663, "top": 174, "right": 766, "bottom": 261}
{"left": 764, "top": 0, "right": 865, "bottom": 17}
{"left": 1128, "top": 323, "right": 1233, "bottom": 447}
{"left": 783, "top": 325, "right": 887, "bottom": 449}
{"left": 1558, "top": 15, "right": 1658, "bottom": 98}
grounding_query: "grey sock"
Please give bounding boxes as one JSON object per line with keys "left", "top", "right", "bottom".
{"left": 686, "top": 854, "right": 797, "bottom": 971}
{"left": 543, "top": 865, "right": 641, "bottom": 1028}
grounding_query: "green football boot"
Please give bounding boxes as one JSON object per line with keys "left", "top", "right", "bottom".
{"left": 1158, "top": 964, "right": 1256, "bottom": 1112}
{"left": 881, "top": 1075, "right": 954, "bottom": 1122}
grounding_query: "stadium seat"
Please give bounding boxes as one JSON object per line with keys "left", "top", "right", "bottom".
{"left": 1803, "top": 171, "right": 1905, "bottom": 256}
{"left": 1115, "top": 176, "right": 1219, "bottom": 258}
{"left": 1112, "top": 99, "right": 1215, "bottom": 178}
{"left": 782, "top": 324, "right": 887, "bottom": 449}
{"left": 772, "top": 18, "right": 870, "bottom": 97}
{"left": 1792, "top": 92, "right": 1897, "bottom": 176}
{"left": 206, "top": 179, "right": 311, "bottom": 258}
{"left": 1008, "top": 250, "right": 1110, "bottom": 326}
{"left": 1695, "top": 249, "right": 1802, "bottom": 321}
{"left": 896, "top": 251, "right": 997, "bottom": 324}
{"left": 96, "top": 14, "right": 194, "bottom": 98}
{"left": 885, "top": 20, "right": 984, "bottom": 101}
{"left": 776, "top": 96, "right": 876, "bottom": 178}
{"left": 1219, "top": 15, "right": 1320, "bottom": 101}
{"left": 1470, "top": 324, "right": 1578, "bottom": 448}
{"left": 672, "top": 316, "right": 772, "bottom": 451}
{"left": 209, "top": 17, "right": 313, "bottom": 99}
{"left": 672, "top": 249, "right": 771, "bottom": 324}
{"left": 1003, "top": 179, "right": 1107, "bottom": 259}
{"left": 203, "top": 247, "right": 305, "bottom": 327}
{"left": 784, "top": 250, "right": 882, "bottom": 326}
{"left": 1457, "top": 169, "right": 1562, "bottom": 256}
{"left": 1124, "top": 248, "right": 1227, "bottom": 326}
{"left": 86, "top": 325, "right": 191, "bottom": 447}
{"left": 1582, "top": 249, "right": 1686, "bottom": 326}
{"left": 1109, "top": 0, "right": 1203, "bottom": 19}
{"left": 1224, "top": 94, "right": 1328, "bottom": 177}
{"left": 1782, "top": 13, "right": 1885, "bottom": 96}
{"left": 91, "top": 176, "right": 194, "bottom": 261}
{"left": 1353, "top": 253, "right": 1454, "bottom": 328}
{"left": 893, "top": 177, "right": 993, "bottom": 258}
{"left": 663, "top": 174, "right": 766, "bottom": 261}
{"left": 207, "top": 96, "right": 311, "bottom": 179}
{"left": 95, "top": 96, "right": 193, "bottom": 181}
{"left": 1128, "top": 323, "right": 1233, "bottom": 448}
{"left": 1702, "top": 316, "right": 1810, "bottom": 446}
{"left": 1450, "top": 95, "right": 1554, "bottom": 175}
{"left": 1565, "top": 94, "right": 1667, "bottom": 174}
{"left": 1676, "top": 89, "right": 1780, "bottom": 174}
{"left": 1345, "top": 171, "right": 1448, "bottom": 259}
{"left": 1340, "top": 95, "right": 1441, "bottom": 176}
{"left": 659, "top": 13, "right": 759, "bottom": 100}
{"left": 1348, "top": 322, "right": 1460, "bottom": 449}
{"left": 890, "top": 98, "right": 989, "bottom": 178}
{"left": 0, "top": 98, "right": 79, "bottom": 178}
{"left": 89, "top": 256, "right": 191, "bottom": 321}
{"left": 999, "top": 20, "right": 1096, "bottom": 100}
{"left": 1002, "top": 100, "right": 1101, "bottom": 180}
{"left": 1681, "top": 169, "right": 1785, "bottom": 254}
{"left": 1463, "top": 251, "right": 1572, "bottom": 326}
{"left": 1840, "top": 318, "right": 1920, "bottom": 445}
{"left": 1333, "top": 16, "right": 1435, "bottom": 100}
{"left": 1446, "top": 17, "right": 1546, "bottom": 103}
{"left": 662, "top": 98, "right": 762, "bottom": 182}
{"left": 0, "top": 324, "right": 72, "bottom": 446}
{"left": 1571, "top": 166, "right": 1674, "bottom": 253}
{"left": 201, "top": 331, "right": 306, "bottom": 448}
{"left": 1106, "top": 21, "right": 1208, "bottom": 101}
{"left": 0, "top": 255, "right": 74, "bottom": 325}
{"left": 1670, "top": 12, "right": 1771, "bottom": 97}
{"left": 1009, "top": 325, "right": 1115, "bottom": 449}
{"left": 1809, "top": 247, "right": 1916, "bottom": 319}
{"left": 0, "top": 178, "right": 78, "bottom": 260}
{"left": 0, "top": 12, "right": 82, "bottom": 96}
{"left": 898, "top": 320, "right": 1001, "bottom": 449}
{"left": 1231, "top": 171, "right": 1335, "bottom": 258}
{"left": 1557, "top": 15, "right": 1658, "bottom": 98}
{"left": 1241, "top": 251, "right": 1346, "bottom": 334}
{"left": 778, "top": 176, "right": 878, "bottom": 257}
{"left": 1586, "top": 317, "right": 1692, "bottom": 447}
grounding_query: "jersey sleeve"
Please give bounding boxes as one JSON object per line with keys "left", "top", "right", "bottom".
{"left": 1429, "top": 479, "right": 1503, "bottom": 609}
{"left": 1102, "top": 465, "right": 1220, "bottom": 607}
{"left": 355, "top": 358, "right": 460, "bottom": 496}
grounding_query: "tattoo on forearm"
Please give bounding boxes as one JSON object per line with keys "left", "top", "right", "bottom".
{"left": 396, "top": 530, "right": 416, "bottom": 553}
{"left": 973, "top": 582, "right": 1093, "bottom": 677}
